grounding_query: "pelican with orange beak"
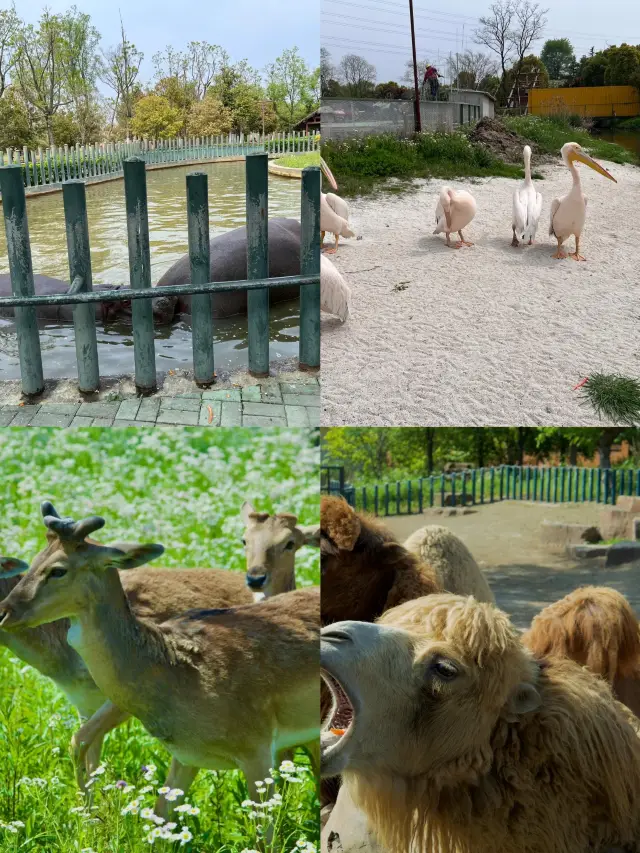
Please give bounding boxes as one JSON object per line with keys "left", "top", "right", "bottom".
{"left": 549, "top": 142, "right": 617, "bottom": 261}
{"left": 320, "top": 158, "right": 354, "bottom": 254}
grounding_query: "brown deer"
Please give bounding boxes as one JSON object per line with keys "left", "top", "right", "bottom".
{"left": 0, "top": 504, "right": 319, "bottom": 817}
{"left": 241, "top": 501, "right": 319, "bottom": 598}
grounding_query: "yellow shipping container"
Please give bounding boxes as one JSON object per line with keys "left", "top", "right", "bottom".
{"left": 528, "top": 85, "right": 640, "bottom": 118}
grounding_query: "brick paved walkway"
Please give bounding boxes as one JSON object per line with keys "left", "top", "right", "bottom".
{"left": 0, "top": 378, "right": 319, "bottom": 428}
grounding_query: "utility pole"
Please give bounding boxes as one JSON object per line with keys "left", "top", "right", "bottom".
{"left": 408, "top": 0, "right": 422, "bottom": 132}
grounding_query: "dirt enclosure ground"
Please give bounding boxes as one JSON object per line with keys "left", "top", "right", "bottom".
{"left": 384, "top": 501, "right": 640, "bottom": 630}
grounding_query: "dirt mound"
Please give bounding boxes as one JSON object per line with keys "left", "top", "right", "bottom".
{"left": 469, "top": 116, "right": 538, "bottom": 164}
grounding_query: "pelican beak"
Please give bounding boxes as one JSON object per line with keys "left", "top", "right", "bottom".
{"left": 572, "top": 149, "right": 617, "bottom": 183}
{"left": 320, "top": 157, "right": 339, "bottom": 191}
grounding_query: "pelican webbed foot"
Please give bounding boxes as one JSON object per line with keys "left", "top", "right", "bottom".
{"left": 458, "top": 231, "right": 473, "bottom": 247}
{"left": 569, "top": 252, "right": 586, "bottom": 262}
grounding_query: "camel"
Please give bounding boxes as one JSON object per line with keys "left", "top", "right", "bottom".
{"left": 403, "top": 525, "right": 494, "bottom": 603}
{"left": 321, "top": 594, "right": 640, "bottom": 853}
{"left": 522, "top": 586, "right": 640, "bottom": 718}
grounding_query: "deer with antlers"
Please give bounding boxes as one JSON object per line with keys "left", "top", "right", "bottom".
{"left": 0, "top": 503, "right": 319, "bottom": 814}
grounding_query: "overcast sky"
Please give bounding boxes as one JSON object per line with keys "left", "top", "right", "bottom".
{"left": 17, "top": 0, "right": 320, "bottom": 91}
{"left": 322, "top": 0, "right": 640, "bottom": 86}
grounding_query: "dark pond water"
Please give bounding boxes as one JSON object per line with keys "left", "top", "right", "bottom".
{"left": 0, "top": 161, "right": 301, "bottom": 380}
{"left": 596, "top": 128, "right": 640, "bottom": 157}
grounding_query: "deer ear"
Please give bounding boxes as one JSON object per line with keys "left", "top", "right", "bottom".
{"left": 0, "top": 557, "right": 30, "bottom": 578}
{"left": 299, "top": 524, "right": 321, "bottom": 547}
{"left": 104, "top": 544, "right": 165, "bottom": 570}
{"left": 241, "top": 501, "right": 256, "bottom": 525}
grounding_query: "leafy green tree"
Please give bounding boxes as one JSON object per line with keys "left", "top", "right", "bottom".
{"left": 51, "top": 110, "right": 81, "bottom": 146}
{"left": 0, "top": 7, "right": 20, "bottom": 97}
{"left": 603, "top": 43, "right": 640, "bottom": 88}
{"left": 266, "top": 47, "right": 316, "bottom": 129}
{"left": 0, "top": 88, "right": 35, "bottom": 148}
{"left": 338, "top": 53, "right": 376, "bottom": 98}
{"left": 58, "top": 7, "right": 102, "bottom": 143}
{"left": 130, "top": 94, "right": 182, "bottom": 140}
{"left": 186, "top": 96, "right": 232, "bottom": 136}
{"left": 540, "top": 38, "right": 576, "bottom": 80}
{"left": 100, "top": 19, "right": 142, "bottom": 137}
{"left": 13, "top": 10, "right": 71, "bottom": 145}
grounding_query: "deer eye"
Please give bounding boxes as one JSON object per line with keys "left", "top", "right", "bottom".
{"left": 284, "top": 541, "right": 295, "bottom": 550}
{"left": 241, "top": 538, "right": 246, "bottom": 546}
{"left": 49, "top": 567, "right": 68, "bottom": 579}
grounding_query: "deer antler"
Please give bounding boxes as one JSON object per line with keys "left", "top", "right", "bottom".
{"left": 41, "top": 501, "right": 105, "bottom": 541}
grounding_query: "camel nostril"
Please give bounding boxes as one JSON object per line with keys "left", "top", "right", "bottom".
{"left": 0, "top": 606, "right": 12, "bottom": 627}
{"left": 246, "top": 573, "right": 267, "bottom": 590}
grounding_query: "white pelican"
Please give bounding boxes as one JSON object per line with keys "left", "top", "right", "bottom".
{"left": 321, "top": 254, "right": 351, "bottom": 322}
{"left": 433, "top": 186, "right": 477, "bottom": 248}
{"left": 549, "top": 142, "right": 617, "bottom": 261}
{"left": 512, "top": 145, "right": 542, "bottom": 247}
{"left": 320, "top": 158, "right": 355, "bottom": 254}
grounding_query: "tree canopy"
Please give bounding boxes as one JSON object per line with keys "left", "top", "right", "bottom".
{"left": 0, "top": 5, "right": 319, "bottom": 147}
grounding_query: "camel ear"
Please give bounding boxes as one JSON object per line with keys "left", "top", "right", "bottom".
{"left": 321, "top": 498, "right": 360, "bottom": 551}
{"left": 0, "top": 557, "right": 29, "bottom": 578}
{"left": 241, "top": 501, "right": 256, "bottom": 525}
{"left": 504, "top": 682, "right": 540, "bottom": 721}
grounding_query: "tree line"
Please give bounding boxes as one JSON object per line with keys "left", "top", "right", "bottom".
{"left": 321, "top": 0, "right": 640, "bottom": 107}
{"left": 322, "top": 428, "right": 640, "bottom": 481}
{"left": 0, "top": 6, "right": 320, "bottom": 150}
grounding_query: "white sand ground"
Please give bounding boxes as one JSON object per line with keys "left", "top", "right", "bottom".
{"left": 321, "top": 159, "right": 640, "bottom": 426}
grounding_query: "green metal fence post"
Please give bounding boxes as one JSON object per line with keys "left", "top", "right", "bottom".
{"left": 245, "top": 153, "right": 270, "bottom": 376}
{"left": 299, "top": 165, "right": 320, "bottom": 370}
{"left": 0, "top": 165, "right": 45, "bottom": 395}
{"left": 62, "top": 180, "right": 100, "bottom": 393}
{"left": 186, "top": 172, "right": 215, "bottom": 386}
{"left": 123, "top": 158, "right": 157, "bottom": 394}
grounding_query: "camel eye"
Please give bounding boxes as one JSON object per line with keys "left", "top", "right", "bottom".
{"left": 49, "top": 567, "right": 68, "bottom": 579}
{"left": 431, "top": 659, "right": 459, "bottom": 681}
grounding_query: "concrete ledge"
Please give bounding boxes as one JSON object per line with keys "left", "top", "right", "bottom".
{"left": 569, "top": 540, "right": 640, "bottom": 567}
{"left": 268, "top": 161, "right": 303, "bottom": 179}
{"left": 540, "top": 520, "right": 601, "bottom": 554}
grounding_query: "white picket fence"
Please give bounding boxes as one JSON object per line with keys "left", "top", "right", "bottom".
{"left": 1, "top": 131, "right": 320, "bottom": 191}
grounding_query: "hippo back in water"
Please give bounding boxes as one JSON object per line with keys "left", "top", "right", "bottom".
{"left": 0, "top": 274, "right": 128, "bottom": 322}
{"left": 152, "top": 217, "right": 302, "bottom": 322}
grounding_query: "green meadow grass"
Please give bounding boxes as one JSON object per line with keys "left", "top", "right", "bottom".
{"left": 0, "top": 428, "right": 320, "bottom": 853}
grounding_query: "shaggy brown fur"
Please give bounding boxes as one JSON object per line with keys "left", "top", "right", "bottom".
{"left": 344, "top": 595, "right": 640, "bottom": 853}
{"left": 522, "top": 585, "right": 640, "bottom": 718}
{"left": 321, "top": 496, "right": 440, "bottom": 626}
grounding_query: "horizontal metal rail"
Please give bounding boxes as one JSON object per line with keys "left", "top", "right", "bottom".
{"left": 0, "top": 275, "right": 319, "bottom": 308}
{"left": 0, "top": 154, "right": 320, "bottom": 395}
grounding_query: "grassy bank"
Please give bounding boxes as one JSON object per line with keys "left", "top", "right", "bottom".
{"left": 273, "top": 153, "right": 320, "bottom": 168}
{"left": 0, "top": 428, "right": 319, "bottom": 853}
{"left": 321, "top": 131, "right": 523, "bottom": 197}
{"left": 617, "top": 117, "right": 640, "bottom": 130}
{"left": 503, "top": 115, "right": 637, "bottom": 164}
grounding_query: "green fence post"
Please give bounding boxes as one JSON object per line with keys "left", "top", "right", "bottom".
{"left": 123, "top": 157, "right": 157, "bottom": 394}
{"left": 299, "top": 165, "right": 320, "bottom": 370}
{"left": 62, "top": 181, "right": 100, "bottom": 393}
{"left": 0, "top": 165, "right": 45, "bottom": 395}
{"left": 374, "top": 484, "right": 379, "bottom": 515}
{"left": 186, "top": 172, "right": 215, "bottom": 386}
{"left": 245, "top": 153, "right": 270, "bottom": 376}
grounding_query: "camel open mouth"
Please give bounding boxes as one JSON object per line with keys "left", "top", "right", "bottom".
{"left": 321, "top": 668, "right": 356, "bottom": 762}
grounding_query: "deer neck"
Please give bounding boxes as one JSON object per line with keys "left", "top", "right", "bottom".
{"left": 67, "top": 568, "right": 174, "bottom": 712}
{"left": 271, "top": 569, "right": 296, "bottom": 595}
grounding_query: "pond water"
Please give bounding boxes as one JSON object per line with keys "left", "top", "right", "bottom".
{"left": 596, "top": 128, "right": 640, "bottom": 157}
{"left": 0, "top": 161, "right": 301, "bottom": 380}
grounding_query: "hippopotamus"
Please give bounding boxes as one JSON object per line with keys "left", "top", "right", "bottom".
{"left": 151, "top": 217, "right": 302, "bottom": 323}
{"left": 0, "top": 217, "right": 303, "bottom": 326}
{"left": 0, "top": 274, "right": 129, "bottom": 323}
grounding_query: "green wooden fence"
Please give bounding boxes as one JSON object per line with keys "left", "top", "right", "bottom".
{"left": 0, "top": 153, "right": 320, "bottom": 396}
{"left": 1, "top": 132, "right": 320, "bottom": 194}
{"left": 321, "top": 465, "right": 640, "bottom": 516}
